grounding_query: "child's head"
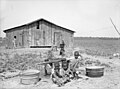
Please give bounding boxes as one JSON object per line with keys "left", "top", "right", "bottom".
{"left": 74, "top": 51, "right": 80, "bottom": 59}
{"left": 61, "top": 59, "right": 70, "bottom": 71}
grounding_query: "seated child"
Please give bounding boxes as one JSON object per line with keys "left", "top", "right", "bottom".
{"left": 51, "top": 59, "right": 71, "bottom": 87}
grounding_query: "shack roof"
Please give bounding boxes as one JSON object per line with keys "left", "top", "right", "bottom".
{"left": 3, "top": 18, "right": 75, "bottom": 33}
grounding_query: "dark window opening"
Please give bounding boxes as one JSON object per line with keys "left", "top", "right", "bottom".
{"left": 37, "top": 21, "right": 39, "bottom": 29}
{"left": 14, "top": 36, "right": 16, "bottom": 39}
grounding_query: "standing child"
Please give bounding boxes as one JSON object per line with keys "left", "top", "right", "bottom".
{"left": 60, "top": 40, "right": 65, "bottom": 57}
{"left": 13, "top": 36, "right": 17, "bottom": 49}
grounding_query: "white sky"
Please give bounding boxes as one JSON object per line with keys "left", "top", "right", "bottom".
{"left": 0, "top": 0, "right": 120, "bottom": 37}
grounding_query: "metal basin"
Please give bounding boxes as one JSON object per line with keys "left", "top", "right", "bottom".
{"left": 86, "top": 66, "right": 104, "bottom": 77}
{"left": 20, "top": 69, "right": 40, "bottom": 85}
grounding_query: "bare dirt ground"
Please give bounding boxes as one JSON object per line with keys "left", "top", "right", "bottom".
{"left": 0, "top": 53, "right": 120, "bottom": 89}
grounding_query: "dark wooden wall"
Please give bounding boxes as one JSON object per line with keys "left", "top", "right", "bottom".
{"left": 5, "top": 21, "right": 74, "bottom": 49}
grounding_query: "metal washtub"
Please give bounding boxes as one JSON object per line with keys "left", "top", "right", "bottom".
{"left": 20, "top": 69, "right": 40, "bottom": 85}
{"left": 86, "top": 66, "right": 104, "bottom": 77}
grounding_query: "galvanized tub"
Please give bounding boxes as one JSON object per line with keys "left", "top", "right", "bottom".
{"left": 86, "top": 66, "right": 104, "bottom": 77}
{"left": 20, "top": 69, "right": 40, "bottom": 85}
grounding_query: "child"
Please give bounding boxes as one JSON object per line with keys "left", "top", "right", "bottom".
{"left": 51, "top": 60, "right": 71, "bottom": 87}
{"left": 51, "top": 62, "right": 64, "bottom": 87}
{"left": 60, "top": 40, "right": 65, "bottom": 57}
{"left": 69, "top": 51, "right": 83, "bottom": 79}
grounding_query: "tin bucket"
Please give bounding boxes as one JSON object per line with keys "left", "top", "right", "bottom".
{"left": 20, "top": 69, "right": 40, "bottom": 85}
{"left": 86, "top": 66, "right": 104, "bottom": 77}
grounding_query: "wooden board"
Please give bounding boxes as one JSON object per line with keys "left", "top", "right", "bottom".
{"left": 30, "top": 46, "right": 51, "bottom": 48}
{"left": 39, "top": 58, "right": 66, "bottom": 65}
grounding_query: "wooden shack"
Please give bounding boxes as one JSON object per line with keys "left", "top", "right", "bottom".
{"left": 3, "top": 18, "right": 75, "bottom": 49}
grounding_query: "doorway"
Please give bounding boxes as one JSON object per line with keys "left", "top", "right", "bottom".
{"left": 54, "top": 32, "right": 62, "bottom": 47}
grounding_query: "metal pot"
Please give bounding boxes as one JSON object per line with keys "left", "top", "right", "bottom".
{"left": 86, "top": 66, "right": 104, "bottom": 77}
{"left": 20, "top": 69, "right": 40, "bottom": 85}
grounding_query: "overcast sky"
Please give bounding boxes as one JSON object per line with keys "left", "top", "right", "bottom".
{"left": 0, "top": 0, "right": 120, "bottom": 37}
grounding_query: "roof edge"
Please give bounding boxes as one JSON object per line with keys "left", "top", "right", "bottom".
{"left": 3, "top": 18, "right": 75, "bottom": 33}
